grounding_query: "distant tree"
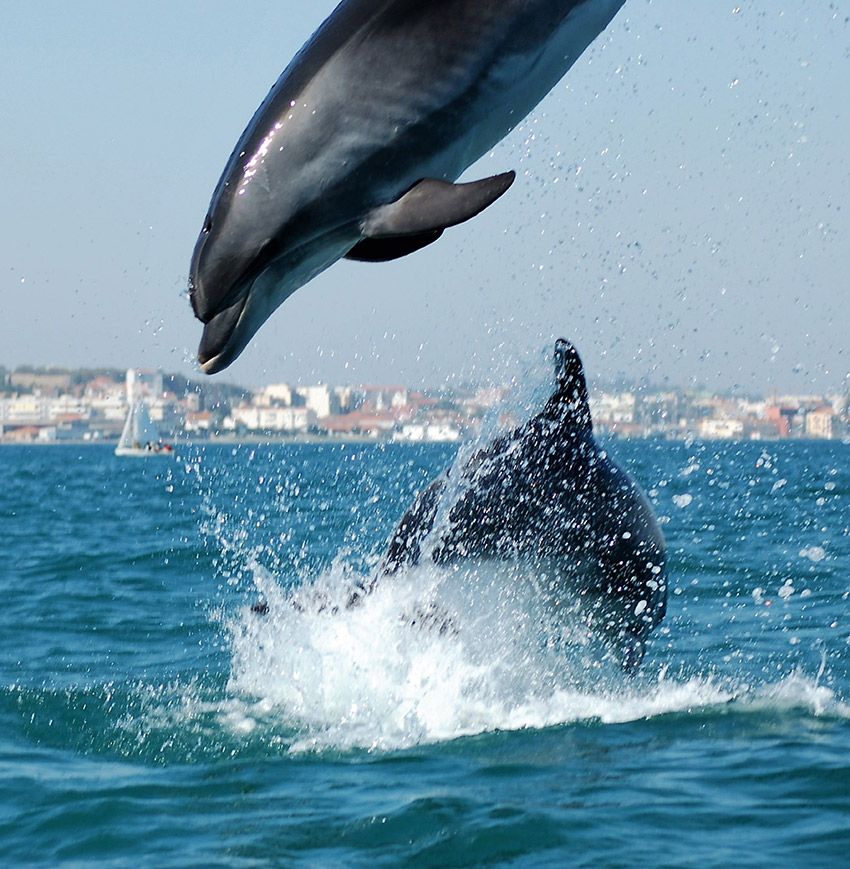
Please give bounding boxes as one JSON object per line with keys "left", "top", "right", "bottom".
{"left": 12, "top": 365, "right": 70, "bottom": 376}
{"left": 70, "top": 368, "right": 124, "bottom": 386}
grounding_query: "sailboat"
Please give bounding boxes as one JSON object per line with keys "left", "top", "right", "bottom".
{"left": 115, "top": 401, "right": 173, "bottom": 457}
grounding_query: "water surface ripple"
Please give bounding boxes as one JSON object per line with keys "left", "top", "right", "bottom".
{"left": 2, "top": 440, "right": 849, "bottom": 865}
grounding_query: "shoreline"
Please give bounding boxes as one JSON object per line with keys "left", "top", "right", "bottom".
{"left": 0, "top": 434, "right": 440, "bottom": 448}
{"left": 2, "top": 434, "right": 848, "bottom": 448}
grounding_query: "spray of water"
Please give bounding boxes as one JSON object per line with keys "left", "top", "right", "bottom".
{"left": 165, "top": 361, "right": 849, "bottom": 756}
{"left": 215, "top": 553, "right": 847, "bottom": 753}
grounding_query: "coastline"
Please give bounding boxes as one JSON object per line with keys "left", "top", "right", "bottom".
{"left": 0, "top": 433, "right": 419, "bottom": 448}
{"left": 3, "top": 434, "right": 848, "bottom": 447}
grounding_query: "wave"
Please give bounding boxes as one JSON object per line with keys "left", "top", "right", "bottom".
{"left": 219, "top": 558, "right": 849, "bottom": 754}
{"left": 3, "top": 549, "right": 846, "bottom": 763}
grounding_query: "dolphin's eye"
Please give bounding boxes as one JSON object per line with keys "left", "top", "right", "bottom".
{"left": 202, "top": 216, "right": 213, "bottom": 234}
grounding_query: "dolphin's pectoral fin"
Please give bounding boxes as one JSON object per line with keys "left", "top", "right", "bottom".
{"left": 344, "top": 229, "right": 444, "bottom": 262}
{"left": 362, "top": 172, "right": 516, "bottom": 239}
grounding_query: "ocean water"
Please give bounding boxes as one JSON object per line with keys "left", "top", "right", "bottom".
{"left": 2, "top": 433, "right": 849, "bottom": 866}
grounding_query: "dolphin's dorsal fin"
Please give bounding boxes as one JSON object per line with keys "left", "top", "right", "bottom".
{"left": 546, "top": 338, "right": 592, "bottom": 433}
{"left": 554, "top": 338, "right": 585, "bottom": 390}
{"left": 361, "top": 172, "right": 515, "bottom": 239}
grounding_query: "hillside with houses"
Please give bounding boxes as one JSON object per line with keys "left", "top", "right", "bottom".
{"left": 0, "top": 365, "right": 847, "bottom": 444}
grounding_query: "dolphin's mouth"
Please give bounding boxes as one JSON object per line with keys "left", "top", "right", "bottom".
{"left": 193, "top": 227, "right": 361, "bottom": 374}
{"left": 197, "top": 290, "right": 250, "bottom": 374}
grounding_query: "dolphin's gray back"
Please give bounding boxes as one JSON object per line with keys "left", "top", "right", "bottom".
{"left": 191, "top": 1, "right": 628, "bottom": 372}
{"left": 213, "top": 0, "right": 626, "bottom": 241}
{"left": 381, "top": 333, "right": 667, "bottom": 642}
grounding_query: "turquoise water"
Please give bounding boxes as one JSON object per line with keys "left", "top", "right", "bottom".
{"left": 2, "top": 436, "right": 849, "bottom": 865}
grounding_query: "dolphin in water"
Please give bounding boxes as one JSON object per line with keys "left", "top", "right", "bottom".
{"left": 190, "top": 0, "right": 628, "bottom": 373}
{"left": 378, "top": 340, "right": 668, "bottom": 670}
{"left": 249, "top": 338, "right": 666, "bottom": 669}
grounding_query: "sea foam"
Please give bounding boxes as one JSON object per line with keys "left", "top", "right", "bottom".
{"left": 219, "top": 558, "right": 848, "bottom": 754}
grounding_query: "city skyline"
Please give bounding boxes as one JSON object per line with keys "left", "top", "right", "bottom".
{"left": 4, "top": 351, "right": 850, "bottom": 403}
{"left": 2, "top": 2, "right": 849, "bottom": 394}
{"left": 2, "top": 362, "right": 847, "bottom": 446}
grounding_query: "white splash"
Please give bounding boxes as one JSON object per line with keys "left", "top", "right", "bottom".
{"left": 216, "top": 559, "right": 849, "bottom": 754}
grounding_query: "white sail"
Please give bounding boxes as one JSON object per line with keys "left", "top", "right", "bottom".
{"left": 115, "top": 401, "right": 169, "bottom": 457}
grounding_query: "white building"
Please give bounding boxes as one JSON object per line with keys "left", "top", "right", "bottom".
{"left": 88, "top": 393, "right": 127, "bottom": 422}
{"left": 805, "top": 407, "right": 835, "bottom": 439}
{"left": 736, "top": 398, "right": 766, "bottom": 418}
{"left": 590, "top": 392, "right": 637, "bottom": 425}
{"left": 295, "top": 385, "right": 334, "bottom": 419}
{"left": 227, "top": 405, "right": 315, "bottom": 433}
{"left": 360, "top": 385, "right": 409, "bottom": 412}
{"left": 126, "top": 368, "right": 164, "bottom": 403}
{"left": 146, "top": 397, "right": 181, "bottom": 427}
{"left": 259, "top": 383, "right": 293, "bottom": 406}
{"left": 333, "top": 386, "right": 357, "bottom": 414}
{"left": 184, "top": 411, "right": 216, "bottom": 433}
{"left": 0, "top": 395, "right": 54, "bottom": 425}
{"left": 395, "top": 423, "right": 461, "bottom": 442}
{"left": 699, "top": 418, "right": 745, "bottom": 440}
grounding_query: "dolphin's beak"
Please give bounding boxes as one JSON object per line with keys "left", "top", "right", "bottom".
{"left": 197, "top": 291, "right": 250, "bottom": 374}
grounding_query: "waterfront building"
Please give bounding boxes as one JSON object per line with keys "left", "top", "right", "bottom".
{"left": 0, "top": 395, "right": 56, "bottom": 426}
{"left": 319, "top": 411, "right": 397, "bottom": 437}
{"left": 332, "top": 386, "right": 358, "bottom": 414}
{"left": 699, "top": 418, "right": 745, "bottom": 440}
{"left": 184, "top": 411, "right": 216, "bottom": 434}
{"left": 258, "top": 383, "right": 293, "bottom": 407}
{"left": 226, "top": 405, "right": 315, "bottom": 433}
{"left": 359, "top": 385, "right": 409, "bottom": 412}
{"left": 763, "top": 405, "right": 798, "bottom": 438}
{"left": 295, "top": 385, "right": 335, "bottom": 419}
{"left": 635, "top": 391, "right": 683, "bottom": 433}
{"left": 805, "top": 406, "right": 835, "bottom": 440}
{"left": 590, "top": 392, "right": 637, "bottom": 431}
{"left": 395, "top": 423, "right": 461, "bottom": 443}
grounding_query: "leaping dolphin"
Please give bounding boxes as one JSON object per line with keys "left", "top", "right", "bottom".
{"left": 189, "top": 0, "right": 628, "bottom": 373}
{"left": 378, "top": 339, "right": 668, "bottom": 671}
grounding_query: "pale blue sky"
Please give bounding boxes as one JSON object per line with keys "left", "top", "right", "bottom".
{"left": 1, "top": 1, "right": 848, "bottom": 392}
